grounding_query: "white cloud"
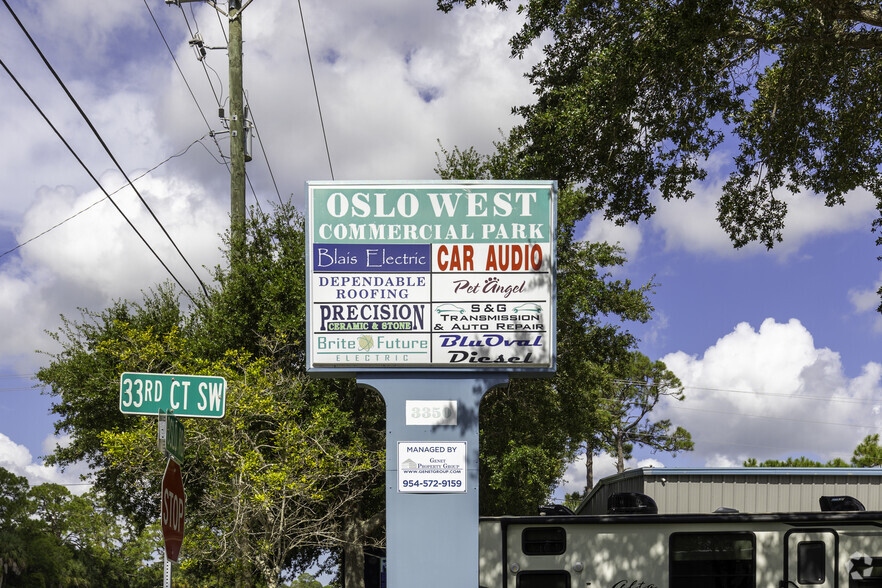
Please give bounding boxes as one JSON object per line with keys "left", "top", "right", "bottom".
{"left": 849, "top": 273, "right": 882, "bottom": 334}
{"left": 652, "top": 180, "right": 878, "bottom": 258}
{"left": 658, "top": 318, "right": 882, "bottom": 465}
{"left": 16, "top": 172, "right": 222, "bottom": 300}
{"left": 0, "top": 432, "right": 91, "bottom": 494}
{"left": 554, "top": 319, "right": 882, "bottom": 496}
{"left": 580, "top": 214, "right": 643, "bottom": 259}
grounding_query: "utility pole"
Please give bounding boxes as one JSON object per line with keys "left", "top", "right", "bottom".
{"left": 167, "top": 0, "right": 248, "bottom": 261}
{"left": 228, "top": 0, "right": 246, "bottom": 260}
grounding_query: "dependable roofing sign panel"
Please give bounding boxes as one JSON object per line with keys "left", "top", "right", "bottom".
{"left": 306, "top": 181, "right": 557, "bottom": 374}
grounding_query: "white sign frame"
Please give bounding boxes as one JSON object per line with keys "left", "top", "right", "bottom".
{"left": 397, "top": 441, "right": 467, "bottom": 493}
{"left": 306, "top": 181, "right": 557, "bottom": 374}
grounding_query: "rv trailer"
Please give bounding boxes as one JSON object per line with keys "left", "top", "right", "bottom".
{"left": 478, "top": 495, "right": 882, "bottom": 588}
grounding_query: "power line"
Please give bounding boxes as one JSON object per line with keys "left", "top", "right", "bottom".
{"left": 0, "top": 56, "right": 198, "bottom": 305}
{"left": 244, "top": 92, "right": 284, "bottom": 207}
{"left": 176, "top": 1, "right": 225, "bottom": 109}
{"left": 143, "top": 0, "right": 226, "bottom": 166}
{"left": 681, "top": 384, "right": 880, "bottom": 406}
{"left": 664, "top": 403, "right": 881, "bottom": 431}
{"left": 612, "top": 378, "right": 881, "bottom": 407}
{"left": 165, "top": 1, "right": 279, "bottom": 214}
{"left": 5, "top": 0, "right": 208, "bottom": 298}
{"left": 0, "top": 137, "right": 212, "bottom": 261}
{"left": 297, "top": 0, "right": 335, "bottom": 179}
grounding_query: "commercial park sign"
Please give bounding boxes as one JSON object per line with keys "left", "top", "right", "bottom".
{"left": 306, "top": 181, "right": 557, "bottom": 373}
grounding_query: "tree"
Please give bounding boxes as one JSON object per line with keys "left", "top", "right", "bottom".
{"left": 37, "top": 204, "right": 386, "bottom": 587}
{"left": 438, "top": 0, "right": 882, "bottom": 308}
{"left": 0, "top": 467, "right": 160, "bottom": 588}
{"left": 743, "top": 434, "right": 882, "bottom": 468}
{"left": 38, "top": 284, "right": 187, "bottom": 528}
{"left": 852, "top": 433, "right": 882, "bottom": 467}
{"left": 96, "top": 336, "right": 381, "bottom": 588}
{"left": 744, "top": 456, "right": 849, "bottom": 467}
{"left": 288, "top": 573, "right": 325, "bottom": 588}
{"left": 436, "top": 139, "right": 662, "bottom": 515}
{"left": 0, "top": 468, "right": 29, "bottom": 588}
{"left": 596, "top": 352, "right": 693, "bottom": 474}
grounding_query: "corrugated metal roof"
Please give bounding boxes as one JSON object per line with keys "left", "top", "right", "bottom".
{"left": 576, "top": 467, "right": 882, "bottom": 515}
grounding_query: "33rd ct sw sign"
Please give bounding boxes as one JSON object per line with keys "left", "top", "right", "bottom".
{"left": 119, "top": 372, "right": 226, "bottom": 418}
{"left": 306, "top": 181, "right": 557, "bottom": 374}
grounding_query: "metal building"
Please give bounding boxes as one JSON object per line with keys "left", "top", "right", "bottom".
{"left": 576, "top": 467, "right": 882, "bottom": 515}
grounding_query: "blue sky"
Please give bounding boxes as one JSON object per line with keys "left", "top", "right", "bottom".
{"left": 0, "top": 0, "right": 880, "bottom": 498}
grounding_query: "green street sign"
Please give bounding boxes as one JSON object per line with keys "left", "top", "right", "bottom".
{"left": 120, "top": 372, "right": 226, "bottom": 418}
{"left": 158, "top": 410, "right": 185, "bottom": 462}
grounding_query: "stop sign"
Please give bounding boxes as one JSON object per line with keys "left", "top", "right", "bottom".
{"left": 161, "top": 458, "right": 186, "bottom": 562}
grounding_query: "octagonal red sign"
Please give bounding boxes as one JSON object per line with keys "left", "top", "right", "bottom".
{"left": 161, "top": 458, "right": 186, "bottom": 562}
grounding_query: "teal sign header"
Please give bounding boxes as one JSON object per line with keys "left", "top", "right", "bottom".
{"left": 310, "top": 185, "right": 553, "bottom": 244}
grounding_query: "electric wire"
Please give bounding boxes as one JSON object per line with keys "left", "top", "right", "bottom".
{"left": 664, "top": 403, "right": 881, "bottom": 431}
{"left": 611, "top": 378, "right": 882, "bottom": 406}
{"left": 0, "top": 57, "right": 198, "bottom": 306}
{"left": 0, "top": 136, "right": 213, "bottom": 261}
{"left": 177, "top": 2, "right": 225, "bottom": 109}
{"left": 245, "top": 92, "right": 285, "bottom": 207}
{"left": 297, "top": 0, "right": 335, "bottom": 179}
{"left": 143, "top": 0, "right": 227, "bottom": 166}
{"left": 4, "top": 0, "right": 209, "bottom": 298}
{"left": 174, "top": 2, "right": 278, "bottom": 213}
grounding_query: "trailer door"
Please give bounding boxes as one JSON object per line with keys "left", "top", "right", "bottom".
{"left": 785, "top": 530, "right": 836, "bottom": 588}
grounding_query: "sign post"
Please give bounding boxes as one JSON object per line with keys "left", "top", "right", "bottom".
{"left": 307, "top": 181, "right": 557, "bottom": 587}
{"left": 158, "top": 410, "right": 185, "bottom": 463}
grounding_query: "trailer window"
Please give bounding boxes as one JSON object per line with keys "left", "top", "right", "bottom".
{"left": 670, "top": 532, "right": 755, "bottom": 588}
{"left": 797, "top": 541, "right": 826, "bottom": 584}
{"left": 517, "top": 570, "right": 570, "bottom": 588}
{"left": 850, "top": 555, "right": 882, "bottom": 587}
{"left": 522, "top": 527, "right": 566, "bottom": 555}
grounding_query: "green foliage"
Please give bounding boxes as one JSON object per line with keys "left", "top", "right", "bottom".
{"left": 438, "top": 0, "right": 882, "bottom": 310}
{"left": 744, "top": 456, "right": 849, "bottom": 467}
{"left": 0, "top": 466, "right": 160, "bottom": 588}
{"left": 436, "top": 136, "right": 667, "bottom": 514}
{"left": 744, "top": 434, "right": 882, "bottom": 467}
{"left": 596, "top": 352, "right": 694, "bottom": 473}
{"left": 37, "top": 202, "right": 386, "bottom": 587}
{"left": 563, "top": 492, "right": 583, "bottom": 513}
{"left": 288, "top": 573, "right": 326, "bottom": 588}
{"left": 852, "top": 434, "right": 882, "bottom": 467}
{"left": 37, "top": 284, "right": 188, "bottom": 527}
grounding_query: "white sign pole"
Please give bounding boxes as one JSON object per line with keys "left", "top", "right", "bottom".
{"left": 310, "top": 181, "right": 557, "bottom": 587}
{"left": 163, "top": 553, "right": 171, "bottom": 588}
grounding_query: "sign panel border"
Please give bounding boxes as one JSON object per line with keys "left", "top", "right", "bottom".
{"left": 119, "top": 372, "right": 227, "bottom": 418}
{"left": 306, "top": 180, "right": 558, "bottom": 375}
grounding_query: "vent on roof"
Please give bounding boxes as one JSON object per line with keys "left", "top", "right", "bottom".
{"left": 607, "top": 492, "right": 658, "bottom": 515}
{"left": 819, "top": 495, "right": 865, "bottom": 512}
{"left": 539, "top": 504, "right": 574, "bottom": 516}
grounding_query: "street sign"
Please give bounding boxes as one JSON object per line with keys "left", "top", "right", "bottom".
{"left": 161, "top": 458, "right": 186, "bottom": 562}
{"left": 158, "top": 410, "right": 185, "bottom": 462}
{"left": 119, "top": 372, "right": 226, "bottom": 418}
{"left": 306, "top": 181, "right": 557, "bottom": 374}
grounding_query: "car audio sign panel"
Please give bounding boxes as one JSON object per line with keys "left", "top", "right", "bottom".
{"left": 306, "top": 181, "right": 557, "bottom": 373}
